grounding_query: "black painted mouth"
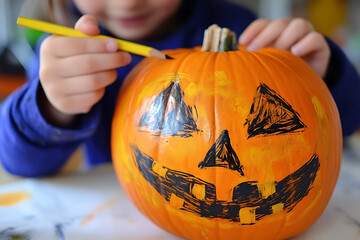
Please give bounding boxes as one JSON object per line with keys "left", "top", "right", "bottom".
{"left": 131, "top": 145, "right": 319, "bottom": 224}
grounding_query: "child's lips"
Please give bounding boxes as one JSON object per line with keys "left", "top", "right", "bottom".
{"left": 115, "top": 15, "right": 148, "bottom": 27}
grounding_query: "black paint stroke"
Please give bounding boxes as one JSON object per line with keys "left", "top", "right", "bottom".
{"left": 335, "top": 207, "right": 360, "bottom": 228}
{"left": 55, "top": 224, "right": 65, "bottom": 240}
{"left": 232, "top": 154, "right": 319, "bottom": 221}
{"left": 131, "top": 145, "right": 319, "bottom": 224}
{"left": 139, "top": 81, "right": 199, "bottom": 137}
{"left": 198, "top": 130, "right": 244, "bottom": 175}
{"left": 245, "top": 83, "right": 306, "bottom": 139}
{"left": 0, "top": 227, "right": 31, "bottom": 240}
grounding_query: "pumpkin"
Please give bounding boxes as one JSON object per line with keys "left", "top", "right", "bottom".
{"left": 111, "top": 25, "right": 342, "bottom": 240}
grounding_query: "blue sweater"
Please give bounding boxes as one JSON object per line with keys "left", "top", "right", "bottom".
{"left": 1, "top": 0, "right": 359, "bottom": 177}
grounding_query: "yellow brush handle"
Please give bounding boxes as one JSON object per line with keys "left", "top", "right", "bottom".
{"left": 17, "top": 16, "right": 153, "bottom": 57}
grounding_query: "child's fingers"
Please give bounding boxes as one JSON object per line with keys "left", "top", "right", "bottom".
{"left": 245, "top": 18, "right": 292, "bottom": 51}
{"left": 238, "top": 19, "right": 270, "bottom": 45}
{"left": 53, "top": 88, "right": 106, "bottom": 114}
{"left": 41, "top": 69, "right": 118, "bottom": 114}
{"left": 291, "top": 32, "right": 330, "bottom": 77}
{"left": 58, "top": 51, "right": 131, "bottom": 77}
{"left": 291, "top": 32, "right": 326, "bottom": 56}
{"left": 41, "top": 14, "right": 118, "bottom": 57}
{"left": 273, "top": 18, "right": 314, "bottom": 50}
{"left": 75, "top": 15, "right": 100, "bottom": 36}
{"left": 57, "top": 70, "right": 118, "bottom": 95}
{"left": 42, "top": 35, "right": 119, "bottom": 58}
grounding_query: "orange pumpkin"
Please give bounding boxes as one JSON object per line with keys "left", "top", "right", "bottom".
{"left": 111, "top": 25, "right": 342, "bottom": 240}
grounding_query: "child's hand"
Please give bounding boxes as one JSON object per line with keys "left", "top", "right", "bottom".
{"left": 38, "top": 15, "right": 131, "bottom": 126}
{"left": 239, "top": 18, "right": 330, "bottom": 78}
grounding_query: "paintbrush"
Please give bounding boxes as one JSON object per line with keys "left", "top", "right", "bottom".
{"left": 17, "top": 16, "right": 173, "bottom": 60}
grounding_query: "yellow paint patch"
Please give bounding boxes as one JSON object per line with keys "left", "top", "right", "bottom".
{"left": 169, "top": 193, "right": 184, "bottom": 209}
{"left": 248, "top": 147, "right": 276, "bottom": 182}
{"left": 239, "top": 208, "right": 256, "bottom": 225}
{"left": 191, "top": 184, "right": 206, "bottom": 200}
{"left": 210, "top": 71, "right": 229, "bottom": 86}
{"left": 312, "top": 96, "right": 325, "bottom": 120}
{"left": 272, "top": 203, "right": 284, "bottom": 215}
{"left": 257, "top": 182, "right": 276, "bottom": 198}
{"left": 120, "top": 142, "right": 132, "bottom": 183}
{"left": 201, "top": 71, "right": 236, "bottom": 98}
{"left": 0, "top": 191, "right": 31, "bottom": 206}
{"left": 185, "top": 82, "right": 199, "bottom": 97}
{"left": 312, "top": 95, "right": 330, "bottom": 153}
{"left": 231, "top": 96, "right": 247, "bottom": 113}
{"left": 81, "top": 197, "right": 121, "bottom": 225}
{"left": 11, "top": 237, "right": 24, "bottom": 240}
{"left": 152, "top": 161, "right": 168, "bottom": 177}
{"left": 137, "top": 72, "right": 191, "bottom": 105}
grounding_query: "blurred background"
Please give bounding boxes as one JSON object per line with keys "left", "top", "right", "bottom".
{"left": 1, "top": 0, "right": 360, "bottom": 99}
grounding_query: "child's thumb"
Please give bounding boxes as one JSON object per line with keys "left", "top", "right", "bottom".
{"left": 75, "top": 15, "right": 100, "bottom": 36}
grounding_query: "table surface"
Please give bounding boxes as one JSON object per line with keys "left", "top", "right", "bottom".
{"left": 0, "top": 134, "right": 359, "bottom": 240}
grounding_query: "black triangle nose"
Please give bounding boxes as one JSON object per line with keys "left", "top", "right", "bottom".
{"left": 198, "top": 130, "right": 244, "bottom": 176}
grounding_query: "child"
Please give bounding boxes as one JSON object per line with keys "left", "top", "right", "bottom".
{"left": 1, "top": 0, "right": 359, "bottom": 177}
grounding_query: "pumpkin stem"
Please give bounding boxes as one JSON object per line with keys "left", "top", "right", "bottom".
{"left": 201, "top": 24, "right": 238, "bottom": 52}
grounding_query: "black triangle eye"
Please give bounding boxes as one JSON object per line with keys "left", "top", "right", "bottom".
{"left": 198, "top": 130, "right": 244, "bottom": 176}
{"left": 245, "top": 83, "right": 306, "bottom": 139}
{"left": 139, "top": 81, "right": 199, "bottom": 137}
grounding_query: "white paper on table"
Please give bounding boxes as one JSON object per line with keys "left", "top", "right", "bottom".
{"left": 0, "top": 168, "right": 182, "bottom": 240}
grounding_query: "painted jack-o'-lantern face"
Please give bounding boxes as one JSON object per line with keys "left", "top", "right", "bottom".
{"left": 111, "top": 46, "right": 342, "bottom": 240}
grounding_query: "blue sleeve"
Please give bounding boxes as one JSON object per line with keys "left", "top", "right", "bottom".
{"left": 0, "top": 39, "right": 101, "bottom": 177}
{"left": 325, "top": 38, "right": 360, "bottom": 137}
